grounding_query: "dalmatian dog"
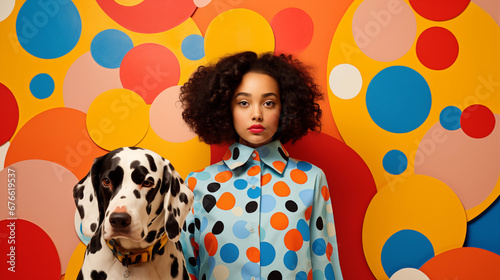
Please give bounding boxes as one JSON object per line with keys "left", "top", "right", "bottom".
{"left": 73, "top": 147, "right": 193, "bottom": 280}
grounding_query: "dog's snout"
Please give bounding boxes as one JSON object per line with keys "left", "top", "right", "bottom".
{"left": 109, "top": 212, "right": 131, "bottom": 229}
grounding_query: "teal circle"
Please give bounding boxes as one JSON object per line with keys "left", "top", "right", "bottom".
{"left": 440, "top": 106, "right": 462, "bottom": 130}
{"left": 383, "top": 150, "right": 407, "bottom": 175}
{"left": 90, "top": 29, "right": 133, "bottom": 69}
{"left": 30, "top": 73, "right": 54, "bottom": 99}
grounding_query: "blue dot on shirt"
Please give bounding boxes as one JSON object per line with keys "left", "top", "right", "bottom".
{"left": 381, "top": 229, "right": 435, "bottom": 278}
{"left": 383, "top": 150, "right": 407, "bottom": 175}
{"left": 234, "top": 179, "right": 247, "bottom": 190}
{"left": 366, "top": 66, "right": 432, "bottom": 133}
{"left": 196, "top": 171, "right": 212, "bottom": 181}
{"left": 297, "top": 219, "right": 310, "bottom": 241}
{"left": 220, "top": 243, "right": 239, "bottom": 263}
{"left": 30, "top": 73, "right": 54, "bottom": 99}
{"left": 241, "top": 262, "right": 260, "bottom": 280}
{"left": 232, "top": 220, "right": 250, "bottom": 239}
{"left": 261, "top": 195, "right": 276, "bottom": 213}
{"left": 284, "top": 250, "right": 298, "bottom": 270}
{"left": 296, "top": 271, "right": 308, "bottom": 280}
{"left": 297, "top": 161, "right": 312, "bottom": 171}
{"left": 299, "top": 189, "right": 314, "bottom": 207}
{"left": 312, "top": 238, "right": 326, "bottom": 256}
{"left": 260, "top": 242, "right": 276, "bottom": 266}
{"left": 325, "top": 263, "right": 335, "bottom": 280}
{"left": 91, "top": 29, "right": 133, "bottom": 69}
{"left": 440, "top": 106, "right": 462, "bottom": 130}
{"left": 247, "top": 186, "right": 261, "bottom": 199}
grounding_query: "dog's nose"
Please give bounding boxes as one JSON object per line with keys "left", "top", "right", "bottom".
{"left": 109, "top": 212, "right": 131, "bottom": 229}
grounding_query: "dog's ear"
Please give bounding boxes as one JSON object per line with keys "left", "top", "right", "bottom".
{"left": 73, "top": 155, "right": 106, "bottom": 237}
{"left": 162, "top": 160, "right": 194, "bottom": 242}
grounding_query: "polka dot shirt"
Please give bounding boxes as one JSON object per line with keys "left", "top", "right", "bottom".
{"left": 180, "top": 140, "right": 343, "bottom": 280}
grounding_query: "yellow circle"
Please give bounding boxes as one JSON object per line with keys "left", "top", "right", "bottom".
{"left": 114, "top": 0, "right": 144, "bottom": 7}
{"left": 64, "top": 242, "right": 86, "bottom": 280}
{"left": 86, "top": 89, "right": 150, "bottom": 151}
{"left": 362, "top": 175, "right": 467, "bottom": 279}
{"left": 204, "top": 8, "right": 275, "bottom": 64}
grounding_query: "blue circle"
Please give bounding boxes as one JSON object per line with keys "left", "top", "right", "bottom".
{"left": 297, "top": 219, "right": 310, "bottom": 241}
{"left": 220, "top": 243, "right": 239, "bottom": 263}
{"left": 383, "top": 150, "right": 407, "bottom": 175}
{"left": 325, "top": 263, "right": 335, "bottom": 280}
{"left": 232, "top": 220, "right": 250, "bottom": 239}
{"left": 261, "top": 195, "right": 276, "bottom": 213}
{"left": 284, "top": 251, "right": 298, "bottom": 270}
{"left": 91, "top": 29, "right": 133, "bottom": 69}
{"left": 440, "top": 106, "right": 462, "bottom": 130}
{"left": 312, "top": 238, "right": 326, "bottom": 256}
{"left": 181, "top": 34, "right": 205, "bottom": 61}
{"left": 381, "top": 229, "right": 435, "bottom": 278}
{"left": 16, "top": 0, "right": 82, "bottom": 59}
{"left": 296, "top": 271, "right": 308, "bottom": 280}
{"left": 196, "top": 171, "right": 211, "bottom": 181}
{"left": 247, "top": 186, "right": 261, "bottom": 199}
{"left": 241, "top": 262, "right": 260, "bottom": 280}
{"left": 299, "top": 189, "right": 314, "bottom": 207}
{"left": 30, "top": 73, "right": 54, "bottom": 99}
{"left": 366, "top": 66, "right": 432, "bottom": 133}
{"left": 260, "top": 242, "right": 276, "bottom": 266}
{"left": 297, "top": 161, "right": 313, "bottom": 172}
{"left": 234, "top": 179, "right": 248, "bottom": 190}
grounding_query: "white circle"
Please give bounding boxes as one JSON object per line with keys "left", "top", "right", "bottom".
{"left": 0, "top": 0, "right": 15, "bottom": 22}
{"left": 232, "top": 206, "right": 243, "bottom": 216}
{"left": 329, "top": 64, "right": 363, "bottom": 100}
{"left": 390, "top": 268, "right": 430, "bottom": 280}
{"left": 213, "top": 264, "right": 229, "bottom": 280}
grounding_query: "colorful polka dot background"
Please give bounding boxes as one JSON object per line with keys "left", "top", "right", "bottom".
{"left": 0, "top": 0, "right": 499, "bottom": 279}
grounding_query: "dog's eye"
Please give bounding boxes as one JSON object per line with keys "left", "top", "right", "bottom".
{"left": 102, "top": 178, "right": 111, "bottom": 188}
{"left": 142, "top": 180, "right": 154, "bottom": 188}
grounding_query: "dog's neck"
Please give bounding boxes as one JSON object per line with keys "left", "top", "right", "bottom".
{"left": 106, "top": 233, "right": 169, "bottom": 266}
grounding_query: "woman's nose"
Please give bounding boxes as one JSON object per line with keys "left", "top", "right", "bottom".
{"left": 251, "top": 108, "right": 263, "bottom": 121}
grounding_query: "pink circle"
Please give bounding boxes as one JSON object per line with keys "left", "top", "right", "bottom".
{"left": 461, "top": 104, "right": 496, "bottom": 139}
{"left": 0, "top": 219, "right": 60, "bottom": 279}
{"left": 63, "top": 52, "right": 122, "bottom": 113}
{"left": 0, "top": 160, "right": 80, "bottom": 274}
{"left": 96, "top": 0, "right": 196, "bottom": 33}
{"left": 352, "top": 0, "right": 416, "bottom": 62}
{"left": 120, "top": 43, "right": 180, "bottom": 104}
{"left": 409, "top": 0, "right": 470, "bottom": 21}
{"left": 150, "top": 86, "right": 196, "bottom": 142}
{"left": 271, "top": 8, "right": 314, "bottom": 54}
{"left": 0, "top": 83, "right": 19, "bottom": 145}
{"left": 416, "top": 27, "right": 459, "bottom": 71}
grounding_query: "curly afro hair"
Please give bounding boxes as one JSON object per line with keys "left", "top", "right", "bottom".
{"left": 180, "top": 51, "right": 323, "bottom": 145}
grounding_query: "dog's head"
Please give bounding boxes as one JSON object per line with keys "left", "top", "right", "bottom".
{"left": 73, "top": 147, "right": 193, "bottom": 244}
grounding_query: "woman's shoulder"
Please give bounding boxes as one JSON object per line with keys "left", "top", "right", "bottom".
{"left": 288, "top": 157, "right": 326, "bottom": 176}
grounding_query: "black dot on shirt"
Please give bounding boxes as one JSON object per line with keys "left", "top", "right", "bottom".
{"left": 212, "top": 221, "right": 224, "bottom": 235}
{"left": 245, "top": 201, "right": 258, "bottom": 213}
{"left": 207, "top": 182, "right": 221, "bottom": 193}
{"left": 316, "top": 217, "right": 324, "bottom": 231}
{"left": 203, "top": 194, "right": 216, "bottom": 213}
{"left": 233, "top": 147, "right": 240, "bottom": 160}
{"left": 194, "top": 218, "right": 201, "bottom": 230}
{"left": 285, "top": 200, "right": 298, "bottom": 212}
{"left": 268, "top": 270, "right": 282, "bottom": 279}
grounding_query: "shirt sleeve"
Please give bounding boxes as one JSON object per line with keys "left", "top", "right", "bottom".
{"left": 180, "top": 176, "right": 199, "bottom": 279}
{"left": 310, "top": 169, "right": 343, "bottom": 280}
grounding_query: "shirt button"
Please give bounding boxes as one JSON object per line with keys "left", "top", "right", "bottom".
{"left": 249, "top": 228, "right": 254, "bottom": 233}
{"left": 252, "top": 152, "right": 257, "bottom": 158}
{"left": 251, "top": 277, "right": 256, "bottom": 280}
{"left": 251, "top": 185, "right": 256, "bottom": 189}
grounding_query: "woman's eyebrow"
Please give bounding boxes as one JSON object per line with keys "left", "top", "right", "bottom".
{"left": 233, "top": 92, "right": 279, "bottom": 99}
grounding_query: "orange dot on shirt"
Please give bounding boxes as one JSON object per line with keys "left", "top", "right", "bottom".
{"left": 284, "top": 229, "right": 303, "bottom": 251}
{"left": 321, "top": 185, "right": 330, "bottom": 201}
{"left": 291, "top": 169, "right": 308, "bottom": 184}
{"left": 270, "top": 212, "right": 289, "bottom": 230}
{"left": 187, "top": 177, "right": 197, "bottom": 191}
{"left": 326, "top": 242, "right": 333, "bottom": 261}
{"left": 246, "top": 247, "right": 260, "bottom": 263}
{"left": 216, "top": 192, "right": 236, "bottom": 210}
{"left": 261, "top": 173, "right": 272, "bottom": 186}
{"left": 273, "top": 161, "right": 286, "bottom": 172}
{"left": 273, "top": 181, "right": 290, "bottom": 197}
{"left": 215, "top": 170, "right": 233, "bottom": 183}
{"left": 223, "top": 149, "right": 232, "bottom": 161}
{"left": 247, "top": 165, "right": 261, "bottom": 176}
{"left": 204, "top": 233, "right": 218, "bottom": 256}
{"left": 305, "top": 205, "right": 313, "bottom": 221}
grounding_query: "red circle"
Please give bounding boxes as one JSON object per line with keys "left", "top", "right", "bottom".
{"left": 461, "top": 104, "right": 496, "bottom": 139}
{"left": 120, "top": 43, "right": 180, "bottom": 104}
{"left": 0, "top": 83, "right": 19, "bottom": 145}
{"left": 416, "top": 27, "right": 459, "bottom": 70}
{"left": 409, "top": 0, "right": 470, "bottom": 21}
{"left": 0, "top": 219, "right": 60, "bottom": 279}
{"left": 271, "top": 8, "right": 314, "bottom": 54}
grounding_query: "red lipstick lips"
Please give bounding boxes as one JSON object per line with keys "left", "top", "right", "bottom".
{"left": 248, "top": 124, "right": 265, "bottom": 133}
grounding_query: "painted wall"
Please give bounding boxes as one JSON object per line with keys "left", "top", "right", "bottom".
{"left": 0, "top": 0, "right": 499, "bottom": 279}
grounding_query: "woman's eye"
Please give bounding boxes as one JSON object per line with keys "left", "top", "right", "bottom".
{"left": 102, "top": 178, "right": 111, "bottom": 188}
{"left": 238, "top": 100, "right": 249, "bottom": 107}
{"left": 142, "top": 181, "right": 154, "bottom": 188}
{"left": 264, "top": 101, "right": 275, "bottom": 107}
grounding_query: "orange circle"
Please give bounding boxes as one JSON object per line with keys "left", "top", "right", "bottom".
{"left": 270, "top": 212, "right": 289, "bottom": 230}
{"left": 305, "top": 205, "right": 313, "bottom": 221}
{"left": 187, "top": 177, "right": 197, "bottom": 191}
{"left": 261, "top": 173, "right": 272, "bottom": 186}
{"left": 321, "top": 185, "right": 330, "bottom": 201}
{"left": 223, "top": 149, "right": 232, "bottom": 161}
{"left": 204, "top": 232, "right": 218, "bottom": 256}
{"left": 247, "top": 165, "right": 261, "bottom": 176}
{"left": 215, "top": 170, "right": 233, "bottom": 183}
{"left": 216, "top": 192, "right": 236, "bottom": 210}
{"left": 326, "top": 242, "right": 333, "bottom": 261}
{"left": 246, "top": 247, "right": 260, "bottom": 263}
{"left": 273, "top": 181, "right": 291, "bottom": 197}
{"left": 284, "top": 229, "right": 303, "bottom": 251}
{"left": 291, "top": 169, "right": 308, "bottom": 184}
{"left": 273, "top": 161, "right": 286, "bottom": 172}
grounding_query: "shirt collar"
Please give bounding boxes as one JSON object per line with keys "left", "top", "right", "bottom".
{"left": 223, "top": 140, "right": 289, "bottom": 174}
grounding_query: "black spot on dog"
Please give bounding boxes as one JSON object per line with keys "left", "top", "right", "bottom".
{"left": 146, "top": 204, "right": 152, "bottom": 215}
{"left": 146, "top": 184, "right": 160, "bottom": 205}
{"left": 87, "top": 227, "right": 103, "bottom": 254}
{"left": 179, "top": 192, "right": 188, "bottom": 204}
{"left": 146, "top": 230, "right": 157, "bottom": 243}
{"left": 145, "top": 153, "right": 157, "bottom": 172}
{"left": 161, "top": 166, "right": 172, "bottom": 195}
{"left": 130, "top": 162, "right": 148, "bottom": 185}
{"left": 120, "top": 196, "right": 126, "bottom": 199}
{"left": 90, "top": 270, "right": 107, "bottom": 280}
{"left": 133, "top": 189, "right": 141, "bottom": 199}
{"left": 73, "top": 184, "right": 85, "bottom": 200}
{"left": 89, "top": 193, "right": 93, "bottom": 202}
{"left": 156, "top": 227, "right": 165, "bottom": 239}
{"left": 90, "top": 223, "right": 97, "bottom": 233}
{"left": 77, "top": 270, "right": 83, "bottom": 280}
{"left": 76, "top": 205, "right": 85, "bottom": 219}
{"left": 165, "top": 213, "right": 180, "bottom": 239}
{"left": 170, "top": 178, "right": 181, "bottom": 197}
{"left": 155, "top": 201, "right": 164, "bottom": 215}
{"left": 183, "top": 265, "right": 189, "bottom": 280}
{"left": 170, "top": 254, "right": 179, "bottom": 278}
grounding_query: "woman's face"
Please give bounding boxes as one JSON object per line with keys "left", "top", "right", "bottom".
{"left": 231, "top": 72, "right": 281, "bottom": 148}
